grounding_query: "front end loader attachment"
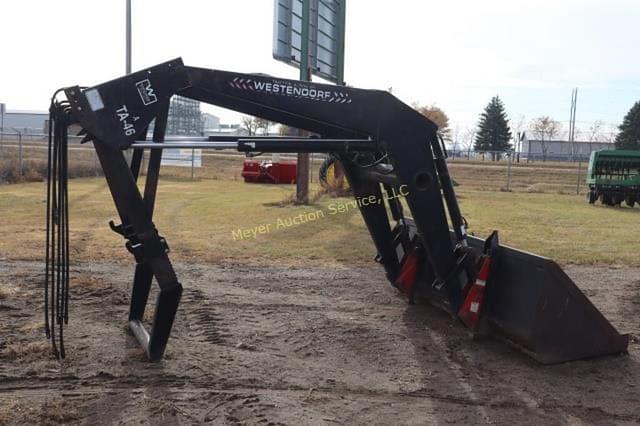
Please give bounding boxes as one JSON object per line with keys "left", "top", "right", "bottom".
{"left": 401, "top": 220, "right": 628, "bottom": 364}
{"left": 478, "top": 237, "right": 629, "bottom": 364}
{"left": 46, "top": 58, "right": 628, "bottom": 363}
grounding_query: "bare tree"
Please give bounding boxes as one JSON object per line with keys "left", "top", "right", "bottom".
{"left": 278, "top": 124, "right": 293, "bottom": 136}
{"left": 450, "top": 124, "right": 461, "bottom": 153}
{"left": 530, "top": 116, "right": 561, "bottom": 162}
{"left": 254, "top": 117, "right": 272, "bottom": 135}
{"left": 460, "top": 127, "right": 477, "bottom": 160}
{"left": 603, "top": 123, "right": 619, "bottom": 143}
{"left": 587, "top": 120, "right": 605, "bottom": 142}
{"left": 240, "top": 116, "right": 259, "bottom": 136}
{"left": 511, "top": 114, "right": 526, "bottom": 152}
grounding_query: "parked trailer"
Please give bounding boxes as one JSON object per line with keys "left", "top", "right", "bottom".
{"left": 241, "top": 158, "right": 297, "bottom": 184}
{"left": 587, "top": 149, "right": 640, "bottom": 207}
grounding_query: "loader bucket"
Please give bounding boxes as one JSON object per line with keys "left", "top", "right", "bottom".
{"left": 465, "top": 234, "right": 629, "bottom": 364}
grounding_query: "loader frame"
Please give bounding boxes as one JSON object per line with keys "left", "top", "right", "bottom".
{"left": 52, "top": 58, "right": 628, "bottom": 363}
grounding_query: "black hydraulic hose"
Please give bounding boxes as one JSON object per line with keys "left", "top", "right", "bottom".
{"left": 57, "top": 116, "right": 64, "bottom": 357}
{"left": 45, "top": 103, "right": 53, "bottom": 339}
{"left": 45, "top": 90, "right": 71, "bottom": 359}
{"left": 64, "top": 122, "right": 70, "bottom": 325}
{"left": 50, "top": 104, "right": 59, "bottom": 358}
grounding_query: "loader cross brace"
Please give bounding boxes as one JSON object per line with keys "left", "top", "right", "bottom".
{"left": 46, "top": 58, "right": 628, "bottom": 363}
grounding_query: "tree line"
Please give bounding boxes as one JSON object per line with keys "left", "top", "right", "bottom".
{"left": 239, "top": 95, "right": 640, "bottom": 156}
{"left": 414, "top": 97, "right": 640, "bottom": 160}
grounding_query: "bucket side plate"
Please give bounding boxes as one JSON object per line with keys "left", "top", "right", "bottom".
{"left": 405, "top": 219, "right": 628, "bottom": 364}
{"left": 479, "top": 237, "right": 629, "bottom": 364}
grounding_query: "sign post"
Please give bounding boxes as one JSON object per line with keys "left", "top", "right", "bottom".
{"left": 273, "top": 0, "right": 347, "bottom": 203}
{"left": 296, "top": 0, "right": 312, "bottom": 203}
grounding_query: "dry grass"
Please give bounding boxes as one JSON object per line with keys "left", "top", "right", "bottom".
{"left": 0, "top": 397, "right": 79, "bottom": 425}
{"left": 3, "top": 341, "right": 52, "bottom": 362}
{"left": 0, "top": 282, "right": 18, "bottom": 300}
{"left": 0, "top": 160, "right": 637, "bottom": 266}
{"left": 0, "top": 401, "right": 18, "bottom": 424}
{"left": 448, "top": 161, "right": 588, "bottom": 194}
{"left": 1, "top": 142, "right": 326, "bottom": 184}
{"left": 2, "top": 141, "right": 584, "bottom": 192}
{"left": 18, "top": 320, "right": 46, "bottom": 333}
{"left": 39, "top": 398, "right": 80, "bottom": 424}
{"left": 0, "top": 158, "right": 100, "bottom": 184}
{"left": 456, "top": 187, "right": 640, "bottom": 265}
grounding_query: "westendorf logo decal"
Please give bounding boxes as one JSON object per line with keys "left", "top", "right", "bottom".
{"left": 229, "top": 77, "right": 352, "bottom": 104}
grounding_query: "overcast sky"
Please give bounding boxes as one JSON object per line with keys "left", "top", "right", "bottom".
{"left": 1, "top": 0, "right": 639, "bottom": 137}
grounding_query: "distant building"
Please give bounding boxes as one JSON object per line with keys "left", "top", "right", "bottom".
{"left": 202, "top": 113, "right": 220, "bottom": 132}
{"left": 204, "top": 123, "right": 243, "bottom": 137}
{"left": 0, "top": 105, "right": 48, "bottom": 135}
{"left": 219, "top": 123, "right": 241, "bottom": 133}
{"left": 521, "top": 138, "right": 615, "bottom": 161}
{"left": 166, "top": 96, "right": 203, "bottom": 136}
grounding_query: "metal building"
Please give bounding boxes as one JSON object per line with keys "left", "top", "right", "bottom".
{"left": 166, "top": 96, "right": 203, "bottom": 136}
{"left": 0, "top": 105, "right": 48, "bottom": 135}
{"left": 202, "top": 112, "right": 220, "bottom": 132}
{"left": 522, "top": 138, "right": 615, "bottom": 161}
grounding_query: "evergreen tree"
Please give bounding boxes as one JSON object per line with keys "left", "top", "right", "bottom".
{"left": 474, "top": 96, "right": 512, "bottom": 160}
{"left": 615, "top": 101, "right": 640, "bottom": 150}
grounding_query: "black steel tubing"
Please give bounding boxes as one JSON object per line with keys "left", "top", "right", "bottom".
{"left": 237, "top": 139, "right": 376, "bottom": 153}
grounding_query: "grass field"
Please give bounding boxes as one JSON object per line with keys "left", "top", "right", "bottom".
{"left": 2, "top": 139, "right": 587, "bottom": 191}
{"left": 0, "top": 174, "right": 638, "bottom": 266}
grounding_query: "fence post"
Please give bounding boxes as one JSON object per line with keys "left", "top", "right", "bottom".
{"left": 18, "top": 131, "right": 23, "bottom": 177}
{"left": 506, "top": 151, "right": 512, "bottom": 191}
{"left": 191, "top": 148, "right": 195, "bottom": 180}
{"left": 0, "top": 103, "right": 4, "bottom": 145}
{"left": 576, "top": 158, "right": 582, "bottom": 195}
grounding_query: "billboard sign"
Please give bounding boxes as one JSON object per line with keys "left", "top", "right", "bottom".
{"left": 273, "top": 0, "right": 346, "bottom": 84}
{"left": 161, "top": 148, "right": 202, "bottom": 168}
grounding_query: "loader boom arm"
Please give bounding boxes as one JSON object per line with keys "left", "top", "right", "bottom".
{"left": 64, "top": 58, "right": 469, "bottom": 298}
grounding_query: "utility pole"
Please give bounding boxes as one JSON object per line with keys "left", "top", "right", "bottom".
{"left": 568, "top": 88, "right": 578, "bottom": 161}
{"left": 124, "top": 0, "right": 133, "bottom": 165}
{"left": 126, "top": 0, "right": 132, "bottom": 75}
{"left": 295, "top": 0, "right": 311, "bottom": 204}
{"left": 0, "top": 103, "right": 5, "bottom": 145}
{"left": 568, "top": 88, "right": 581, "bottom": 194}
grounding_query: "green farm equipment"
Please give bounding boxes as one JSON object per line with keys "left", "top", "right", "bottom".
{"left": 587, "top": 149, "right": 640, "bottom": 207}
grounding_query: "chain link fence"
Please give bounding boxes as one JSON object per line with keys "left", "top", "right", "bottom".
{"left": 446, "top": 149, "right": 591, "bottom": 194}
{"left": 0, "top": 132, "right": 100, "bottom": 183}
{"left": 0, "top": 132, "right": 592, "bottom": 194}
{"left": 0, "top": 132, "right": 328, "bottom": 185}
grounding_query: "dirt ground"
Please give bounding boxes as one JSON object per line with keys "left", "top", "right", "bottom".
{"left": 0, "top": 259, "right": 639, "bottom": 425}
